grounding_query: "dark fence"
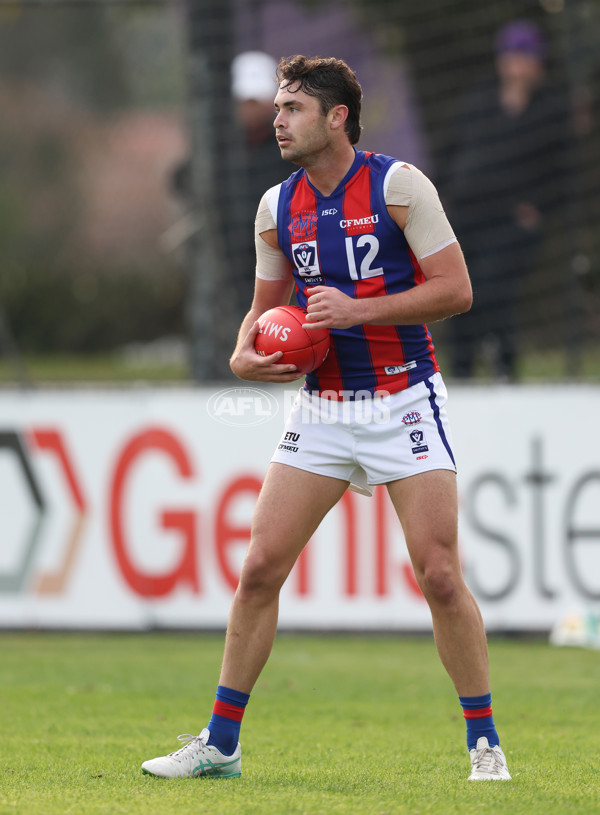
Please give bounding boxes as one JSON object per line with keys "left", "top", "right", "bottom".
{"left": 0, "top": 0, "right": 598, "bottom": 382}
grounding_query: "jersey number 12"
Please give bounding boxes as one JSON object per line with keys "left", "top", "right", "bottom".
{"left": 345, "top": 235, "right": 384, "bottom": 280}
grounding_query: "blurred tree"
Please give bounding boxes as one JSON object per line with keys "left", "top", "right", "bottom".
{"left": 0, "top": 4, "right": 189, "bottom": 358}
{"left": 0, "top": 6, "right": 130, "bottom": 111}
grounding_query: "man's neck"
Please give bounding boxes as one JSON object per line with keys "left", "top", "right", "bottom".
{"left": 302, "top": 144, "right": 357, "bottom": 197}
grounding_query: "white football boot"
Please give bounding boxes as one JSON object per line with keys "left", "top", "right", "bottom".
{"left": 468, "top": 736, "right": 512, "bottom": 780}
{"left": 141, "top": 728, "right": 241, "bottom": 779}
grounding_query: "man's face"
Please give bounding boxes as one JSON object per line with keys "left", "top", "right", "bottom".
{"left": 273, "top": 83, "right": 330, "bottom": 165}
{"left": 496, "top": 51, "right": 543, "bottom": 87}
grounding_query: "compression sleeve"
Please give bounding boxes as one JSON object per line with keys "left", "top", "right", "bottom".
{"left": 384, "top": 163, "right": 457, "bottom": 259}
{"left": 254, "top": 191, "right": 293, "bottom": 281}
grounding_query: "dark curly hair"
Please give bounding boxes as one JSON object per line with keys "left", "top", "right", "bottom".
{"left": 277, "top": 55, "right": 363, "bottom": 145}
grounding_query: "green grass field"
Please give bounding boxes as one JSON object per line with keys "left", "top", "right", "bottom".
{"left": 1, "top": 345, "right": 600, "bottom": 385}
{"left": 0, "top": 633, "right": 598, "bottom": 815}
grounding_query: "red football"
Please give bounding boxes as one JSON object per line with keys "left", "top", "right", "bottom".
{"left": 255, "top": 305, "right": 330, "bottom": 374}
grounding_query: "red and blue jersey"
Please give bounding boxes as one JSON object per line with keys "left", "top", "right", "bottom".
{"left": 276, "top": 150, "right": 439, "bottom": 398}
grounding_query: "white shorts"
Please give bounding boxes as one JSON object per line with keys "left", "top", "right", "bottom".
{"left": 270, "top": 372, "right": 456, "bottom": 496}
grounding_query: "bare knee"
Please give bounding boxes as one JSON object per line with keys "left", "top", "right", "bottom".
{"left": 236, "top": 545, "right": 290, "bottom": 603}
{"left": 415, "top": 557, "right": 463, "bottom": 608}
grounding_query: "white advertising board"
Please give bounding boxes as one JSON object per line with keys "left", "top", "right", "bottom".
{"left": 0, "top": 384, "right": 599, "bottom": 631}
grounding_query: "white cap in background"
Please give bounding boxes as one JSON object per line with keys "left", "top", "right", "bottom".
{"left": 231, "top": 51, "right": 278, "bottom": 102}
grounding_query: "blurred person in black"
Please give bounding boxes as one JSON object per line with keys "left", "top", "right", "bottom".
{"left": 227, "top": 51, "right": 290, "bottom": 315}
{"left": 440, "top": 20, "right": 570, "bottom": 381}
{"left": 170, "top": 51, "right": 287, "bottom": 352}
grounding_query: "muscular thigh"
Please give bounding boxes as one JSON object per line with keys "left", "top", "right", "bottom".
{"left": 247, "top": 462, "right": 348, "bottom": 574}
{"left": 386, "top": 469, "right": 459, "bottom": 570}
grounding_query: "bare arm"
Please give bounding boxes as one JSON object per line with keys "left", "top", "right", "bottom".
{"left": 305, "top": 205, "right": 472, "bottom": 329}
{"left": 230, "top": 231, "right": 303, "bottom": 382}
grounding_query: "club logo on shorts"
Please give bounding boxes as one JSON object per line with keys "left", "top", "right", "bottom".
{"left": 409, "top": 428, "right": 429, "bottom": 455}
{"left": 402, "top": 411, "right": 422, "bottom": 426}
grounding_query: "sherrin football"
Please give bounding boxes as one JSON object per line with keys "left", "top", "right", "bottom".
{"left": 255, "top": 305, "right": 330, "bottom": 374}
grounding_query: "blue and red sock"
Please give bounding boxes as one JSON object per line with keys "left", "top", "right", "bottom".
{"left": 206, "top": 685, "right": 250, "bottom": 756}
{"left": 459, "top": 692, "right": 499, "bottom": 750}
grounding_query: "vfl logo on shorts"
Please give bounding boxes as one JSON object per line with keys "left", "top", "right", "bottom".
{"left": 292, "top": 241, "right": 321, "bottom": 279}
{"left": 409, "top": 428, "right": 429, "bottom": 455}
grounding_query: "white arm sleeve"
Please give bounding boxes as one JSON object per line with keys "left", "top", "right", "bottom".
{"left": 384, "top": 163, "right": 457, "bottom": 259}
{"left": 254, "top": 187, "right": 293, "bottom": 281}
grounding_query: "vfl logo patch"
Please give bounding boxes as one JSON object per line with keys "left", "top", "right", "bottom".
{"left": 402, "top": 411, "right": 422, "bottom": 426}
{"left": 409, "top": 428, "right": 429, "bottom": 455}
{"left": 292, "top": 241, "right": 321, "bottom": 278}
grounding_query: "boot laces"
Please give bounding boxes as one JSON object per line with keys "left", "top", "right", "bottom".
{"left": 168, "top": 733, "right": 207, "bottom": 762}
{"left": 472, "top": 744, "right": 503, "bottom": 776}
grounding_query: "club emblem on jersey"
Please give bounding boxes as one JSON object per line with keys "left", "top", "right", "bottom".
{"left": 402, "top": 411, "right": 422, "bottom": 426}
{"left": 409, "top": 428, "right": 429, "bottom": 455}
{"left": 290, "top": 212, "right": 318, "bottom": 241}
{"left": 292, "top": 241, "right": 321, "bottom": 278}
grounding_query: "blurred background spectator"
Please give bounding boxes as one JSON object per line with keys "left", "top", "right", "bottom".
{"left": 227, "top": 50, "right": 288, "bottom": 316}
{"left": 439, "top": 20, "right": 570, "bottom": 381}
{"left": 169, "top": 49, "right": 285, "bottom": 376}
